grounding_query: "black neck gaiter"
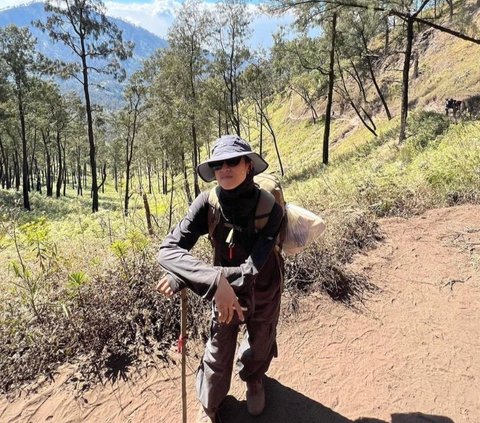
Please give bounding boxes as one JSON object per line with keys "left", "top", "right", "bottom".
{"left": 218, "top": 169, "right": 257, "bottom": 221}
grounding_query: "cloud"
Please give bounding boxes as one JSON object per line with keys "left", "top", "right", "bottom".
{"left": 0, "top": 0, "right": 296, "bottom": 49}
{"left": 0, "top": 0, "right": 39, "bottom": 10}
{"left": 104, "top": 0, "right": 295, "bottom": 48}
{"left": 104, "top": 0, "right": 180, "bottom": 39}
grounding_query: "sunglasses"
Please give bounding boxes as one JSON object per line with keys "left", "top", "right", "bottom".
{"left": 208, "top": 156, "right": 243, "bottom": 171}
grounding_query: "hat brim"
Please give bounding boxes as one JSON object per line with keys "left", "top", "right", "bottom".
{"left": 197, "top": 151, "right": 269, "bottom": 182}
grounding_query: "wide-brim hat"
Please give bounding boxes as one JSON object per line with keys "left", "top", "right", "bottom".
{"left": 197, "top": 135, "right": 269, "bottom": 182}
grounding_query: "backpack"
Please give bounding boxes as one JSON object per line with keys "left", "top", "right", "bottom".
{"left": 207, "top": 173, "right": 325, "bottom": 256}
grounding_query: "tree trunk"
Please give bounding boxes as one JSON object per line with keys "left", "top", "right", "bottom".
{"left": 162, "top": 158, "right": 167, "bottom": 195}
{"left": 323, "top": 12, "right": 337, "bottom": 166}
{"left": 29, "top": 127, "right": 37, "bottom": 191}
{"left": 168, "top": 170, "right": 175, "bottom": 233}
{"left": 147, "top": 161, "right": 152, "bottom": 194}
{"left": 233, "top": 78, "right": 241, "bottom": 136}
{"left": 361, "top": 29, "right": 392, "bottom": 120}
{"left": 257, "top": 97, "right": 284, "bottom": 176}
{"left": 80, "top": 42, "right": 98, "bottom": 212}
{"left": 123, "top": 97, "right": 141, "bottom": 214}
{"left": 413, "top": 52, "right": 419, "bottom": 79}
{"left": 266, "top": 117, "right": 284, "bottom": 176}
{"left": 19, "top": 95, "right": 30, "bottom": 210}
{"left": 447, "top": 0, "right": 453, "bottom": 21}
{"left": 258, "top": 103, "right": 263, "bottom": 157}
{"left": 114, "top": 163, "right": 118, "bottom": 192}
{"left": 191, "top": 121, "right": 200, "bottom": 197}
{"left": 124, "top": 160, "right": 131, "bottom": 216}
{"left": 399, "top": 16, "right": 414, "bottom": 143}
{"left": 349, "top": 60, "right": 367, "bottom": 103}
{"left": 45, "top": 152, "right": 52, "bottom": 197}
{"left": 42, "top": 131, "right": 53, "bottom": 197}
{"left": 0, "top": 137, "right": 8, "bottom": 189}
{"left": 62, "top": 144, "right": 67, "bottom": 196}
{"left": 181, "top": 151, "right": 193, "bottom": 205}
{"left": 189, "top": 62, "right": 200, "bottom": 197}
{"left": 142, "top": 192, "right": 154, "bottom": 235}
{"left": 33, "top": 158, "right": 40, "bottom": 192}
{"left": 337, "top": 55, "right": 377, "bottom": 137}
{"left": 55, "top": 130, "right": 63, "bottom": 197}
{"left": 385, "top": 14, "right": 390, "bottom": 53}
{"left": 98, "top": 163, "right": 107, "bottom": 193}
{"left": 77, "top": 147, "right": 83, "bottom": 196}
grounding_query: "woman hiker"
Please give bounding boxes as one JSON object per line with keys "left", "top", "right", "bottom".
{"left": 156, "top": 134, "right": 284, "bottom": 422}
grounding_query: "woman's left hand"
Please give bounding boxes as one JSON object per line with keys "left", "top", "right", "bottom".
{"left": 156, "top": 276, "right": 174, "bottom": 297}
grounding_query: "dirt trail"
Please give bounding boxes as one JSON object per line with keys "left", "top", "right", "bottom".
{"left": 1, "top": 204, "right": 479, "bottom": 423}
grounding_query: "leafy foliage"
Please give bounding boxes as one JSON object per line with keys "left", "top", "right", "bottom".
{"left": 1, "top": 0, "right": 480, "bottom": 397}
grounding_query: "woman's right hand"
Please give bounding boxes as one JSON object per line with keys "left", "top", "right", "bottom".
{"left": 214, "top": 275, "right": 244, "bottom": 324}
{"left": 156, "top": 276, "right": 174, "bottom": 297}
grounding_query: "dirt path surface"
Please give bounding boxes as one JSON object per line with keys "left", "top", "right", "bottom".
{"left": 1, "top": 204, "right": 479, "bottom": 423}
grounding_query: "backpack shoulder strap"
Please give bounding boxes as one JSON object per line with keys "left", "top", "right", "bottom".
{"left": 207, "top": 186, "right": 221, "bottom": 239}
{"left": 254, "top": 189, "right": 276, "bottom": 232}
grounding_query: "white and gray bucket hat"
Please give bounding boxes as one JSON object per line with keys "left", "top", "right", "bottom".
{"left": 197, "top": 135, "right": 268, "bottom": 182}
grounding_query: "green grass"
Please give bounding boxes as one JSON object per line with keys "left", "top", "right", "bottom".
{"left": 245, "top": 101, "right": 479, "bottom": 217}
{"left": 1, "top": 102, "right": 479, "bottom": 394}
{"left": 2, "top": 2, "right": 480, "bottom": 392}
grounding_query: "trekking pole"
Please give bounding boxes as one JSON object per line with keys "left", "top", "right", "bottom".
{"left": 180, "top": 289, "right": 188, "bottom": 423}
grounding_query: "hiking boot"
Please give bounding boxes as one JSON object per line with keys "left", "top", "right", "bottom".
{"left": 246, "top": 379, "right": 265, "bottom": 416}
{"left": 197, "top": 406, "right": 216, "bottom": 423}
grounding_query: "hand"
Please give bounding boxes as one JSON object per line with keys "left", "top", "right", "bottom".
{"left": 214, "top": 275, "right": 244, "bottom": 324}
{"left": 156, "top": 276, "right": 174, "bottom": 298}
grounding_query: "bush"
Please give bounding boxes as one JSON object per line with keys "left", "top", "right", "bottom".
{"left": 284, "top": 209, "right": 382, "bottom": 304}
{"left": 0, "top": 244, "right": 209, "bottom": 394}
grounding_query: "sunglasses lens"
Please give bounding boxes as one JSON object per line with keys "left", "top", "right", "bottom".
{"left": 208, "top": 161, "right": 223, "bottom": 171}
{"left": 225, "top": 157, "right": 241, "bottom": 167}
{"left": 208, "top": 157, "right": 242, "bottom": 171}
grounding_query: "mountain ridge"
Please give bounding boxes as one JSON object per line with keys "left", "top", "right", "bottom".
{"left": 0, "top": 2, "right": 168, "bottom": 108}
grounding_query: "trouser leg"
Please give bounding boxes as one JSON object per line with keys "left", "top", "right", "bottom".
{"left": 196, "top": 315, "right": 240, "bottom": 412}
{"left": 236, "top": 283, "right": 282, "bottom": 382}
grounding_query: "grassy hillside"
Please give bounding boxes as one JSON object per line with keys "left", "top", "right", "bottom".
{"left": 1, "top": 4, "right": 480, "bottom": 394}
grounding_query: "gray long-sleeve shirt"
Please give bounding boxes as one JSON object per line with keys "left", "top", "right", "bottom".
{"left": 157, "top": 189, "right": 284, "bottom": 302}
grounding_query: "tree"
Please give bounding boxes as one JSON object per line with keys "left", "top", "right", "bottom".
{"left": 212, "top": 0, "right": 251, "bottom": 136}
{"left": 323, "top": 12, "right": 337, "bottom": 165}
{"left": 271, "top": 34, "right": 327, "bottom": 125}
{"left": 272, "top": 11, "right": 338, "bottom": 165}
{"left": 243, "top": 57, "right": 284, "bottom": 175}
{"left": 116, "top": 72, "right": 147, "bottom": 216}
{"left": 336, "top": 7, "right": 392, "bottom": 120}
{"left": 168, "top": 0, "right": 212, "bottom": 197}
{"left": 143, "top": 50, "right": 196, "bottom": 204}
{"left": 268, "top": 0, "right": 480, "bottom": 144}
{"left": 36, "top": 0, "right": 133, "bottom": 212}
{"left": 0, "top": 25, "right": 43, "bottom": 210}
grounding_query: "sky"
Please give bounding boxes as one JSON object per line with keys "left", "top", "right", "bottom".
{"left": 0, "top": 0, "right": 296, "bottom": 49}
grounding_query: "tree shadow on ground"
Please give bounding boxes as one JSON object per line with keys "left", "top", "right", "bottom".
{"left": 217, "top": 377, "right": 455, "bottom": 423}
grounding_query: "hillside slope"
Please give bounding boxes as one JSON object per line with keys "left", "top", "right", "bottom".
{"left": 1, "top": 204, "right": 479, "bottom": 422}
{"left": 252, "top": 5, "right": 480, "bottom": 179}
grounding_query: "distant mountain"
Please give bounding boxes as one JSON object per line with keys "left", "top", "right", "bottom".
{"left": 0, "top": 2, "right": 168, "bottom": 108}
